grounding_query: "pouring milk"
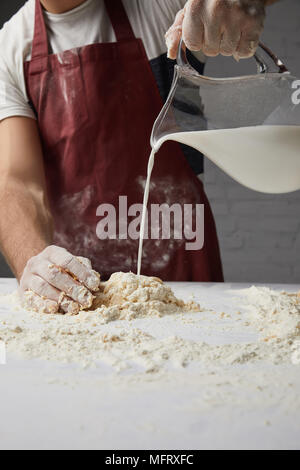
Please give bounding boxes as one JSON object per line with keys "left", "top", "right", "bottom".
{"left": 137, "top": 125, "right": 300, "bottom": 275}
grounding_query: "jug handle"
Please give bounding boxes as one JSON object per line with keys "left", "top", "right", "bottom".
{"left": 177, "top": 39, "right": 289, "bottom": 75}
{"left": 254, "top": 42, "right": 289, "bottom": 74}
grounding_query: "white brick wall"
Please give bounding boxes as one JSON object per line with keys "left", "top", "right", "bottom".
{"left": 204, "top": 0, "right": 300, "bottom": 283}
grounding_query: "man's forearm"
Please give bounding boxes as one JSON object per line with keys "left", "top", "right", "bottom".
{"left": 0, "top": 178, "right": 53, "bottom": 280}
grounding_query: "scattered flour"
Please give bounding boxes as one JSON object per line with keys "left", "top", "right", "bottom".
{"left": 240, "top": 286, "right": 300, "bottom": 341}
{"left": 0, "top": 276, "right": 299, "bottom": 372}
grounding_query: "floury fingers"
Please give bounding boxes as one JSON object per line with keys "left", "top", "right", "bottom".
{"left": 19, "top": 246, "right": 100, "bottom": 315}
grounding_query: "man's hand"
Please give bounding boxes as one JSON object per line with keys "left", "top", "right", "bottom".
{"left": 166, "top": 0, "right": 275, "bottom": 60}
{"left": 20, "top": 246, "right": 100, "bottom": 315}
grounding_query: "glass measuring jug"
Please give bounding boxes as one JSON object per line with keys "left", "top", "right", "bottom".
{"left": 151, "top": 42, "right": 300, "bottom": 194}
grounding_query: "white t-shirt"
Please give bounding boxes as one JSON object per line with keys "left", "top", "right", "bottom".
{"left": 0, "top": 0, "right": 205, "bottom": 122}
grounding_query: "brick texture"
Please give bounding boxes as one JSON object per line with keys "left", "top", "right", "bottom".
{"left": 204, "top": 0, "right": 300, "bottom": 283}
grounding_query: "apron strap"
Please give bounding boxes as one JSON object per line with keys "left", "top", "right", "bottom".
{"left": 31, "top": 0, "right": 49, "bottom": 60}
{"left": 104, "top": 0, "right": 136, "bottom": 41}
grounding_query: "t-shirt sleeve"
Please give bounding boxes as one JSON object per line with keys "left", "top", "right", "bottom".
{"left": 0, "top": 54, "right": 36, "bottom": 122}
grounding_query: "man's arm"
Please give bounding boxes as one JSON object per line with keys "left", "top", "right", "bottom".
{"left": 0, "top": 117, "right": 53, "bottom": 280}
{"left": 166, "top": 0, "right": 280, "bottom": 60}
{"left": 0, "top": 117, "right": 100, "bottom": 315}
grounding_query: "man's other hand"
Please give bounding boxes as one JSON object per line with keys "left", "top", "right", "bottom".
{"left": 166, "top": 0, "right": 270, "bottom": 60}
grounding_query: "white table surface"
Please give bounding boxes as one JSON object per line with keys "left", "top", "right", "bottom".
{"left": 0, "top": 278, "right": 299, "bottom": 451}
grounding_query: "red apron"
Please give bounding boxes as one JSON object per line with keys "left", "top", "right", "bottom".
{"left": 24, "top": 0, "right": 223, "bottom": 282}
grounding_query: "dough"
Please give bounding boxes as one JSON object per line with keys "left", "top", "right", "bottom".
{"left": 88, "top": 272, "right": 200, "bottom": 322}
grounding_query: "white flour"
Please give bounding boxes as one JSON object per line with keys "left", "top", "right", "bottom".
{"left": 240, "top": 286, "right": 300, "bottom": 341}
{"left": 0, "top": 277, "right": 299, "bottom": 371}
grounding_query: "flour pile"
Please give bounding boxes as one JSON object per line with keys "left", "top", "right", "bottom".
{"left": 0, "top": 275, "right": 299, "bottom": 371}
{"left": 90, "top": 272, "right": 200, "bottom": 322}
{"left": 240, "top": 286, "right": 300, "bottom": 341}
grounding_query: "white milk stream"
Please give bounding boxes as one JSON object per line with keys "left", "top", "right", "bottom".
{"left": 137, "top": 125, "right": 300, "bottom": 275}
